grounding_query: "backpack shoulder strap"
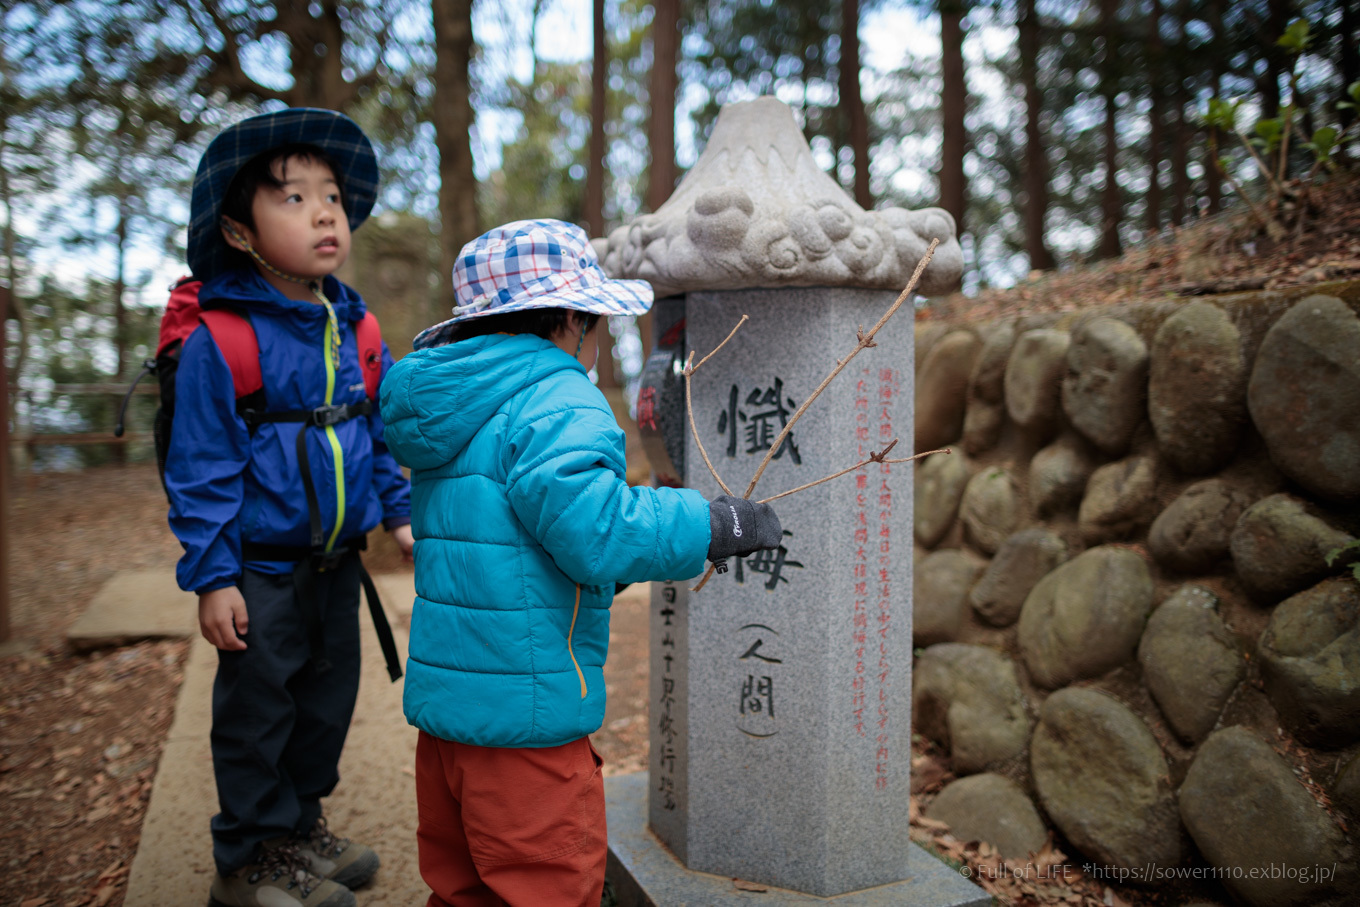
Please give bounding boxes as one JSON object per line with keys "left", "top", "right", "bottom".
{"left": 354, "top": 311, "right": 383, "bottom": 401}
{"left": 200, "top": 309, "right": 263, "bottom": 399}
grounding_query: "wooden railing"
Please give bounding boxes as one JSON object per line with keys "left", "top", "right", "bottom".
{"left": 8, "top": 383, "right": 156, "bottom": 452}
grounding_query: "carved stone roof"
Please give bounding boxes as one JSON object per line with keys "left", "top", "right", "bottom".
{"left": 595, "top": 97, "right": 963, "bottom": 298}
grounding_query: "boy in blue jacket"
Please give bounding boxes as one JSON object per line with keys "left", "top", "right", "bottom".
{"left": 166, "top": 108, "right": 413, "bottom": 907}
{"left": 381, "top": 219, "right": 782, "bottom": 906}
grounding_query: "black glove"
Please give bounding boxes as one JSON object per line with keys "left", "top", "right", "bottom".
{"left": 708, "top": 495, "right": 783, "bottom": 562}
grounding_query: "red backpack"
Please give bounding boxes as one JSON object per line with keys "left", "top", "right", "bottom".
{"left": 116, "top": 276, "right": 402, "bottom": 682}
{"left": 116, "top": 277, "right": 383, "bottom": 490}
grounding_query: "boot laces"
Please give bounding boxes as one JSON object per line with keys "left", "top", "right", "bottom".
{"left": 306, "top": 816, "right": 349, "bottom": 856}
{"left": 251, "top": 842, "right": 320, "bottom": 896}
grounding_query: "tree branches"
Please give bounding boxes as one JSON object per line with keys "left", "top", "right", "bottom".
{"left": 684, "top": 239, "right": 944, "bottom": 592}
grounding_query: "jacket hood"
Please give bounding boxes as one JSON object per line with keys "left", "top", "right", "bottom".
{"left": 381, "top": 333, "right": 586, "bottom": 470}
{"left": 198, "top": 268, "right": 367, "bottom": 323}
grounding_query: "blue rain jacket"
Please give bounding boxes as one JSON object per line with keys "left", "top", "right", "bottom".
{"left": 166, "top": 268, "right": 411, "bottom": 594}
{"left": 381, "top": 333, "right": 710, "bottom": 748}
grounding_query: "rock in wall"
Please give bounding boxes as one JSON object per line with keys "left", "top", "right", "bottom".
{"left": 910, "top": 281, "right": 1360, "bottom": 899}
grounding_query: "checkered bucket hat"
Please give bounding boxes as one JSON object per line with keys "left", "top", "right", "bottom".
{"left": 413, "top": 219, "right": 653, "bottom": 350}
{"left": 186, "top": 108, "right": 379, "bottom": 281}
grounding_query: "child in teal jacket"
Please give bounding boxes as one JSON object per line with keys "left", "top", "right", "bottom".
{"left": 381, "top": 219, "right": 781, "bottom": 905}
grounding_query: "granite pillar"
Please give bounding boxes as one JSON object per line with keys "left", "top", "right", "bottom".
{"left": 645, "top": 288, "right": 916, "bottom": 897}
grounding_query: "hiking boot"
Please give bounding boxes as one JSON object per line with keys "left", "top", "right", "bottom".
{"left": 208, "top": 841, "right": 356, "bottom": 907}
{"left": 293, "top": 817, "right": 380, "bottom": 889}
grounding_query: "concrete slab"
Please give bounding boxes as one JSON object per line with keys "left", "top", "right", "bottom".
{"left": 67, "top": 569, "right": 198, "bottom": 651}
{"left": 126, "top": 573, "right": 427, "bottom": 906}
{"left": 606, "top": 772, "right": 993, "bottom": 907}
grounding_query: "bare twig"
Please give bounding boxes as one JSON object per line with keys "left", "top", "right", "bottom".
{"left": 1233, "top": 127, "right": 1286, "bottom": 199}
{"left": 757, "top": 444, "right": 952, "bottom": 504}
{"left": 690, "top": 314, "right": 749, "bottom": 373}
{"left": 1213, "top": 157, "right": 1282, "bottom": 239}
{"left": 741, "top": 238, "right": 939, "bottom": 500}
{"left": 681, "top": 314, "right": 749, "bottom": 496}
{"left": 689, "top": 242, "right": 940, "bottom": 592}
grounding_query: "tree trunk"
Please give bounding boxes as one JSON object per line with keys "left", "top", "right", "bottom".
{"left": 1019, "top": 0, "right": 1054, "bottom": 270}
{"left": 588, "top": 0, "right": 607, "bottom": 239}
{"left": 1204, "top": 0, "right": 1222, "bottom": 214}
{"left": 1341, "top": 0, "right": 1358, "bottom": 141}
{"left": 939, "top": 2, "right": 967, "bottom": 236}
{"left": 1146, "top": 0, "right": 1164, "bottom": 235}
{"left": 0, "top": 103, "right": 26, "bottom": 458}
{"left": 643, "top": 0, "right": 680, "bottom": 359}
{"left": 114, "top": 198, "right": 128, "bottom": 380}
{"left": 840, "top": 0, "right": 872, "bottom": 208}
{"left": 588, "top": 0, "right": 616, "bottom": 388}
{"left": 432, "top": 0, "right": 480, "bottom": 308}
{"left": 1, "top": 120, "right": 12, "bottom": 642}
{"left": 648, "top": 0, "right": 679, "bottom": 213}
{"left": 1098, "top": 0, "right": 1122, "bottom": 259}
{"left": 1170, "top": 0, "right": 1191, "bottom": 225}
{"left": 1258, "top": 0, "right": 1290, "bottom": 119}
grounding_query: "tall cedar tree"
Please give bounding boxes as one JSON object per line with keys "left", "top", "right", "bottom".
{"left": 1019, "top": 0, "right": 1054, "bottom": 269}
{"left": 939, "top": 0, "right": 968, "bottom": 236}
{"left": 433, "top": 0, "right": 479, "bottom": 305}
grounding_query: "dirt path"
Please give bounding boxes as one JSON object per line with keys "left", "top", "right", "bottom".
{"left": 0, "top": 464, "right": 652, "bottom": 906}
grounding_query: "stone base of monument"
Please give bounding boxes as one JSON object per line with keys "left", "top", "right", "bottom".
{"left": 605, "top": 773, "right": 991, "bottom": 906}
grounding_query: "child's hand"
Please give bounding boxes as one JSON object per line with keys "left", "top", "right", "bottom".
{"left": 708, "top": 495, "right": 783, "bottom": 562}
{"left": 392, "top": 523, "right": 415, "bottom": 564}
{"left": 199, "top": 586, "right": 249, "bottom": 651}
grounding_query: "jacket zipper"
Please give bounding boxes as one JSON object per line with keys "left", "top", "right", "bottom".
{"left": 567, "top": 584, "right": 587, "bottom": 698}
{"left": 321, "top": 317, "right": 346, "bottom": 553}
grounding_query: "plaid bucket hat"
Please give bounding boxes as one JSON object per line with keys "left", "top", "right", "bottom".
{"left": 412, "top": 219, "right": 653, "bottom": 350}
{"left": 186, "top": 108, "right": 379, "bottom": 281}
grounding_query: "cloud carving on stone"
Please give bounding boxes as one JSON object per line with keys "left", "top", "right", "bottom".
{"left": 595, "top": 96, "right": 963, "bottom": 298}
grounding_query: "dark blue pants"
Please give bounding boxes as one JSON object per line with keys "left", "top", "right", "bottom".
{"left": 209, "top": 558, "right": 362, "bottom": 875}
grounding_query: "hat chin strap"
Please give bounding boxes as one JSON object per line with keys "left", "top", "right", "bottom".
{"left": 223, "top": 219, "right": 341, "bottom": 364}
{"left": 574, "top": 320, "right": 588, "bottom": 359}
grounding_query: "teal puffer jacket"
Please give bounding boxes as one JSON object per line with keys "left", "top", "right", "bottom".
{"left": 381, "top": 333, "right": 710, "bottom": 747}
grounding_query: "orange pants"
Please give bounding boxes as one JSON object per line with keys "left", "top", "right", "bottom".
{"left": 415, "top": 731, "right": 607, "bottom": 907}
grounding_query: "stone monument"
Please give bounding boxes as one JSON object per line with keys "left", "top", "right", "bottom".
{"left": 602, "top": 98, "right": 986, "bottom": 904}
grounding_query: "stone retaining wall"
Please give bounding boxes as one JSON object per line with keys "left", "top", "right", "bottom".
{"left": 911, "top": 279, "right": 1360, "bottom": 906}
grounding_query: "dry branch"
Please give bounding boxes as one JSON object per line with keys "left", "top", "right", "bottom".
{"left": 757, "top": 445, "right": 951, "bottom": 504}
{"left": 689, "top": 240, "right": 941, "bottom": 592}
{"left": 740, "top": 238, "right": 939, "bottom": 499}
{"left": 681, "top": 314, "right": 749, "bottom": 496}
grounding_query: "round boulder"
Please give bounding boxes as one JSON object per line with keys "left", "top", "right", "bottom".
{"left": 1149, "top": 301, "right": 1247, "bottom": 475}
{"left": 915, "top": 322, "right": 950, "bottom": 376}
{"left": 913, "top": 643, "right": 1031, "bottom": 774}
{"left": 926, "top": 774, "right": 1047, "bottom": 859}
{"left": 969, "top": 528, "right": 1068, "bottom": 627}
{"left": 1180, "top": 726, "right": 1354, "bottom": 906}
{"left": 1247, "top": 295, "right": 1360, "bottom": 501}
{"left": 1334, "top": 753, "right": 1360, "bottom": 822}
{"left": 914, "top": 451, "right": 970, "bottom": 549}
{"left": 1257, "top": 577, "right": 1360, "bottom": 748}
{"left": 1138, "top": 585, "right": 1245, "bottom": 744}
{"left": 969, "top": 320, "right": 1017, "bottom": 406}
{"left": 916, "top": 330, "right": 982, "bottom": 453}
{"left": 960, "top": 467, "right": 1021, "bottom": 556}
{"left": 1078, "top": 455, "right": 1158, "bottom": 544}
{"left": 961, "top": 400, "right": 1005, "bottom": 456}
{"left": 1029, "top": 435, "right": 1095, "bottom": 517}
{"left": 1229, "top": 494, "right": 1354, "bottom": 602}
{"left": 1019, "top": 546, "right": 1155, "bottom": 689}
{"left": 913, "top": 550, "right": 987, "bottom": 646}
{"left": 1148, "top": 479, "right": 1253, "bottom": 574}
{"left": 1062, "top": 317, "right": 1149, "bottom": 456}
{"left": 1005, "top": 329, "right": 1070, "bottom": 440}
{"left": 1030, "top": 687, "right": 1181, "bottom": 872}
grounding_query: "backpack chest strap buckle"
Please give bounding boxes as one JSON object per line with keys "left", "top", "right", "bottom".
{"left": 307, "top": 401, "right": 370, "bottom": 428}
{"left": 309, "top": 404, "right": 349, "bottom": 428}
